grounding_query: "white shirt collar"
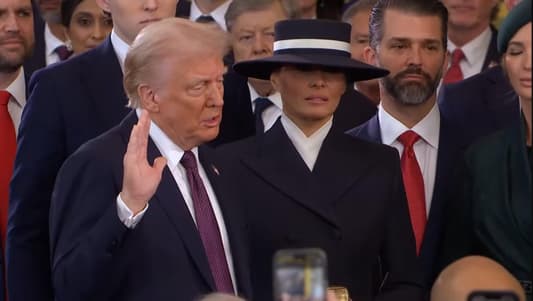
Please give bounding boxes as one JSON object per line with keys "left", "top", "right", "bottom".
{"left": 447, "top": 26, "right": 492, "bottom": 68}
{"left": 135, "top": 108, "right": 199, "bottom": 169}
{"left": 281, "top": 114, "right": 332, "bottom": 171}
{"left": 5, "top": 67, "right": 26, "bottom": 108}
{"left": 378, "top": 102, "right": 440, "bottom": 149}
{"left": 44, "top": 23, "right": 65, "bottom": 57}
{"left": 248, "top": 83, "right": 283, "bottom": 111}
{"left": 189, "top": 0, "right": 232, "bottom": 31}
{"left": 110, "top": 30, "right": 131, "bottom": 71}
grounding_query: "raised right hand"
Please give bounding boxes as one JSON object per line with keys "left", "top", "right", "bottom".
{"left": 120, "top": 110, "right": 167, "bottom": 214}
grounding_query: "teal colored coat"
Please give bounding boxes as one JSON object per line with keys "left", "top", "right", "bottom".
{"left": 440, "top": 117, "right": 532, "bottom": 298}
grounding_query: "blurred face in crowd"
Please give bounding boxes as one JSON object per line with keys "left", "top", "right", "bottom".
{"left": 148, "top": 53, "right": 225, "bottom": 150}
{"left": 95, "top": 0, "right": 177, "bottom": 45}
{"left": 441, "top": 0, "right": 498, "bottom": 31}
{"left": 349, "top": 8, "right": 371, "bottom": 62}
{"left": 230, "top": 2, "right": 287, "bottom": 63}
{"left": 271, "top": 65, "right": 346, "bottom": 135}
{"left": 366, "top": 9, "right": 447, "bottom": 105}
{"left": 38, "top": 0, "right": 62, "bottom": 23}
{"left": 0, "top": 0, "right": 34, "bottom": 74}
{"left": 66, "top": 0, "right": 113, "bottom": 55}
{"left": 503, "top": 22, "right": 532, "bottom": 102}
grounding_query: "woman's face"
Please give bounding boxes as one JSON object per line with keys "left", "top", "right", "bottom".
{"left": 503, "top": 22, "right": 532, "bottom": 102}
{"left": 66, "top": 0, "right": 113, "bottom": 55}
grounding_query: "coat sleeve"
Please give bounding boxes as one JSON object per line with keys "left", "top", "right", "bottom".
{"left": 49, "top": 143, "right": 129, "bottom": 301}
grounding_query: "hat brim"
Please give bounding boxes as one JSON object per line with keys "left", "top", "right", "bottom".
{"left": 233, "top": 53, "right": 389, "bottom": 82}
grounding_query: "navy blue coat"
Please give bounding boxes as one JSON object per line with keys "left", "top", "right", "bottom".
{"left": 347, "top": 113, "right": 469, "bottom": 290}
{"left": 8, "top": 38, "right": 130, "bottom": 301}
{"left": 49, "top": 112, "right": 252, "bottom": 301}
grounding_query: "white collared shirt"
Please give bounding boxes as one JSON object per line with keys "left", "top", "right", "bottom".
{"left": 378, "top": 103, "right": 440, "bottom": 215}
{"left": 447, "top": 27, "right": 493, "bottom": 79}
{"left": 44, "top": 23, "right": 66, "bottom": 65}
{"left": 189, "top": 0, "right": 232, "bottom": 31}
{"left": 4, "top": 67, "right": 26, "bottom": 134}
{"left": 281, "top": 114, "right": 332, "bottom": 171}
{"left": 116, "top": 109, "right": 237, "bottom": 291}
{"left": 110, "top": 30, "right": 130, "bottom": 71}
{"left": 248, "top": 83, "right": 283, "bottom": 132}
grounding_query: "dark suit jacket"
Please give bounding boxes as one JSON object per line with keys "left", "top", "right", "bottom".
{"left": 439, "top": 119, "right": 532, "bottom": 300}
{"left": 8, "top": 37, "right": 130, "bottom": 301}
{"left": 176, "top": 0, "right": 191, "bottom": 18}
{"left": 219, "top": 120, "right": 423, "bottom": 301}
{"left": 438, "top": 65, "right": 520, "bottom": 143}
{"left": 481, "top": 27, "right": 500, "bottom": 72}
{"left": 23, "top": 1, "right": 46, "bottom": 82}
{"left": 346, "top": 113, "right": 469, "bottom": 290}
{"left": 49, "top": 112, "right": 252, "bottom": 301}
{"left": 213, "top": 71, "right": 376, "bottom": 146}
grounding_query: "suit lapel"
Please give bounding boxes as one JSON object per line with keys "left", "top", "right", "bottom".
{"left": 241, "top": 121, "right": 338, "bottom": 227}
{"left": 481, "top": 27, "right": 500, "bottom": 71}
{"left": 81, "top": 38, "right": 130, "bottom": 132}
{"left": 312, "top": 130, "right": 375, "bottom": 208}
{"left": 118, "top": 114, "right": 216, "bottom": 291}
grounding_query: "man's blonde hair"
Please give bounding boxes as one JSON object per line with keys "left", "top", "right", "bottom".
{"left": 123, "top": 17, "right": 229, "bottom": 108}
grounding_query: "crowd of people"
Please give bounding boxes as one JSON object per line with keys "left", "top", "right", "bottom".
{"left": 0, "top": 0, "right": 530, "bottom": 300}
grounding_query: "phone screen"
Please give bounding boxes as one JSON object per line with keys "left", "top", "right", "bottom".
{"left": 273, "top": 248, "right": 327, "bottom": 301}
{"left": 468, "top": 291, "right": 520, "bottom": 301}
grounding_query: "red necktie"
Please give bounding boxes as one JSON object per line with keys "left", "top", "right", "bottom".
{"left": 398, "top": 130, "right": 427, "bottom": 254}
{"left": 442, "top": 48, "right": 465, "bottom": 84}
{"left": 54, "top": 45, "right": 72, "bottom": 61}
{"left": 0, "top": 90, "right": 16, "bottom": 247}
{"left": 180, "top": 151, "right": 234, "bottom": 293}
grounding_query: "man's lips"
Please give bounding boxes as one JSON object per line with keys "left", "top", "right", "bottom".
{"left": 520, "top": 78, "right": 531, "bottom": 87}
{"left": 305, "top": 95, "right": 328, "bottom": 102}
{"left": 0, "top": 38, "right": 24, "bottom": 47}
{"left": 202, "top": 115, "right": 221, "bottom": 127}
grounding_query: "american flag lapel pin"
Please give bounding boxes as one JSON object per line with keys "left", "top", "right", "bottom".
{"left": 211, "top": 164, "right": 220, "bottom": 176}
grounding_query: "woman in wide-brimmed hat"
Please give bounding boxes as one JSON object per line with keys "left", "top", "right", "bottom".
{"left": 220, "top": 18, "right": 424, "bottom": 301}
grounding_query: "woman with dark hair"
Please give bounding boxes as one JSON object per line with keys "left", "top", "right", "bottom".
{"left": 439, "top": 0, "right": 532, "bottom": 299}
{"left": 61, "top": 0, "right": 112, "bottom": 56}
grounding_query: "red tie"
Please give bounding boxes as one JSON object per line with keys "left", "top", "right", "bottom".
{"left": 442, "top": 48, "right": 465, "bottom": 84}
{"left": 0, "top": 90, "right": 16, "bottom": 247}
{"left": 180, "top": 151, "right": 234, "bottom": 293}
{"left": 398, "top": 130, "right": 427, "bottom": 254}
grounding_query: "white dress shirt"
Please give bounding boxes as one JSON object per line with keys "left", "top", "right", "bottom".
{"left": 5, "top": 68, "right": 26, "bottom": 135}
{"left": 378, "top": 103, "right": 440, "bottom": 215}
{"left": 116, "top": 109, "right": 237, "bottom": 291}
{"left": 110, "top": 30, "right": 130, "bottom": 71}
{"left": 189, "top": 0, "right": 232, "bottom": 31}
{"left": 281, "top": 114, "right": 332, "bottom": 171}
{"left": 248, "top": 83, "right": 283, "bottom": 133}
{"left": 44, "top": 23, "right": 66, "bottom": 65}
{"left": 447, "top": 27, "right": 493, "bottom": 79}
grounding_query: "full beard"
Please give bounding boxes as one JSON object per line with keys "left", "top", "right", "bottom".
{"left": 381, "top": 65, "right": 443, "bottom": 106}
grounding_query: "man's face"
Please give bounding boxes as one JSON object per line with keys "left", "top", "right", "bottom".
{"left": 349, "top": 9, "right": 371, "bottom": 62}
{"left": 150, "top": 53, "right": 225, "bottom": 150}
{"left": 230, "top": 2, "right": 287, "bottom": 63}
{"left": 368, "top": 10, "right": 447, "bottom": 105}
{"left": 271, "top": 65, "right": 346, "bottom": 129}
{"left": 38, "top": 0, "right": 61, "bottom": 24}
{"left": 0, "top": 0, "right": 34, "bottom": 74}
{"left": 96, "top": 0, "right": 177, "bottom": 45}
{"left": 441, "top": 0, "right": 498, "bottom": 31}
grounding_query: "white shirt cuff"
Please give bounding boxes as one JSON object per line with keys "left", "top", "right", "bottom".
{"left": 116, "top": 194, "right": 149, "bottom": 229}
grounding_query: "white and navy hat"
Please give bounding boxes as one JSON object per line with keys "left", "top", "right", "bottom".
{"left": 233, "top": 19, "right": 389, "bottom": 82}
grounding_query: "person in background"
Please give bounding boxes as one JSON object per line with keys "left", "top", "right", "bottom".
{"left": 7, "top": 1, "right": 178, "bottom": 300}
{"left": 60, "top": 0, "right": 113, "bottom": 56}
{"left": 342, "top": 0, "right": 380, "bottom": 105}
{"left": 431, "top": 256, "right": 526, "bottom": 301}
{"left": 0, "top": 0, "right": 34, "bottom": 299}
{"left": 438, "top": 1, "right": 531, "bottom": 299}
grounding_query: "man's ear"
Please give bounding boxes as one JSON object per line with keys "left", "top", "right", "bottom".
{"left": 95, "top": 0, "right": 111, "bottom": 14}
{"left": 363, "top": 45, "right": 378, "bottom": 66}
{"left": 270, "top": 71, "right": 280, "bottom": 91}
{"left": 138, "top": 84, "right": 160, "bottom": 113}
